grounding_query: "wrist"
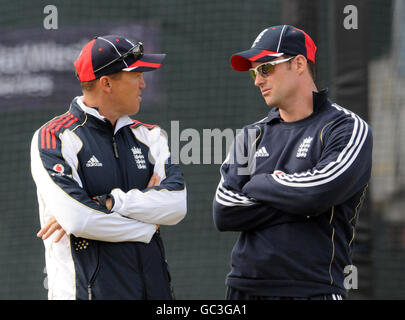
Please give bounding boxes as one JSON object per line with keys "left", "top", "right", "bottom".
{"left": 95, "top": 194, "right": 114, "bottom": 212}
{"left": 106, "top": 197, "right": 113, "bottom": 211}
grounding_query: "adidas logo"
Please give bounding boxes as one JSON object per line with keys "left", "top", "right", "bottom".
{"left": 255, "top": 146, "right": 269, "bottom": 158}
{"left": 86, "top": 155, "right": 103, "bottom": 167}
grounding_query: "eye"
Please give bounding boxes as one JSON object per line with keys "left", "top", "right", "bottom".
{"left": 261, "top": 64, "right": 272, "bottom": 75}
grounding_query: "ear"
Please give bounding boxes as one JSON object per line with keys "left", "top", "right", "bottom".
{"left": 99, "top": 76, "right": 112, "bottom": 93}
{"left": 295, "top": 55, "right": 308, "bottom": 76}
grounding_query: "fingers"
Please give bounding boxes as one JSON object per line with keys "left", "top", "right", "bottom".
{"left": 147, "top": 172, "right": 161, "bottom": 188}
{"left": 146, "top": 173, "right": 157, "bottom": 188}
{"left": 41, "top": 222, "right": 60, "bottom": 241}
{"left": 54, "top": 229, "right": 66, "bottom": 243}
{"left": 37, "top": 216, "right": 66, "bottom": 242}
{"left": 37, "top": 216, "right": 56, "bottom": 238}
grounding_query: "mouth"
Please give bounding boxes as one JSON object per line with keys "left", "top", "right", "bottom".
{"left": 261, "top": 88, "right": 271, "bottom": 96}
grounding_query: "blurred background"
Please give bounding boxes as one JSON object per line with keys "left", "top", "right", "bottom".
{"left": 0, "top": 0, "right": 404, "bottom": 300}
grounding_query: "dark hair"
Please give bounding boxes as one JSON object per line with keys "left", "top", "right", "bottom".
{"left": 284, "top": 54, "right": 316, "bottom": 82}
{"left": 80, "top": 79, "right": 97, "bottom": 92}
{"left": 307, "top": 60, "right": 316, "bottom": 82}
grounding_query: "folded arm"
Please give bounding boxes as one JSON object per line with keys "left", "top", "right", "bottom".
{"left": 110, "top": 129, "right": 187, "bottom": 225}
{"left": 31, "top": 129, "right": 157, "bottom": 243}
{"left": 242, "top": 114, "right": 373, "bottom": 216}
{"left": 213, "top": 128, "right": 285, "bottom": 232}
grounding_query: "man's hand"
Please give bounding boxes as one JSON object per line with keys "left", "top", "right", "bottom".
{"left": 37, "top": 216, "right": 66, "bottom": 243}
{"left": 37, "top": 192, "right": 111, "bottom": 242}
{"left": 106, "top": 197, "right": 113, "bottom": 211}
{"left": 147, "top": 172, "right": 161, "bottom": 188}
{"left": 37, "top": 173, "right": 162, "bottom": 241}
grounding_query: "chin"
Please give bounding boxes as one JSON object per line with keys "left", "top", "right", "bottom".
{"left": 133, "top": 102, "right": 141, "bottom": 112}
{"left": 264, "top": 98, "right": 274, "bottom": 107}
{"left": 127, "top": 106, "right": 139, "bottom": 116}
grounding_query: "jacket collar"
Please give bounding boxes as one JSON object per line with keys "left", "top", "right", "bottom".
{"left": 265, "top": 88, "right": 329, "bottom": 123}
{"left": 72, "top": 96, "right": 134, "bottom": 135}
{"left": 312, "top": 88, "right": 329, "bottom": 112}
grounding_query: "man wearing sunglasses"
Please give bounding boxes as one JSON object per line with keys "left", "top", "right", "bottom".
{"left": 213, "top": 25, "right": 372, "bottom": 300}
{"left": 31, "top": 35, "right": 187, "bottom": 299}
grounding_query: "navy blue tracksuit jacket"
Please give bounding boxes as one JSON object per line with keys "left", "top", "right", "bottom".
{"left": 213, "top": 89, "right": 372, "bottom": 298}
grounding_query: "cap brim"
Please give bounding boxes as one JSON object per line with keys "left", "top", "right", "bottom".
{"left": 123, "top": 53, "right": 166, "bottom": 72}
{"left": 231, "top": 49, "right": 284, "bottom": 71}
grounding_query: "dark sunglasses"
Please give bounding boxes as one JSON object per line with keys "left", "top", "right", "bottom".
{"left": 249, "top": 56, "right": 295, "bottom": 81}
{"left": 93, "top": 42, "right": 144, "bottom": 74}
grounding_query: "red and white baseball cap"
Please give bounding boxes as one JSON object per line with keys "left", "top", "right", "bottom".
{"left": 74, "top": 35, "right": 166, "bottom": 82}
{"left": 231, "top": 25, "right": 317, "bottom": 71}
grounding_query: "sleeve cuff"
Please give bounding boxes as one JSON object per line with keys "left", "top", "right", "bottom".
{"left": 110, "top": 189, "right": 123, "bottom": 213}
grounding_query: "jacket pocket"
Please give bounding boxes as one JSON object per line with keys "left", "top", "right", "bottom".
{"left": 87, "top": 243, "right": 100, "bottom": 300}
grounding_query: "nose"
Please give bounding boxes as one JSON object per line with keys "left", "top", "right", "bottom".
{"left": 140, "top": 73, "right": 146, "bottom": 89}
{"left": 254, "top": 72, "right": 265, "bottom": 87}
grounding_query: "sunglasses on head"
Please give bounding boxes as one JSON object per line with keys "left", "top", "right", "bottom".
{"left": 249, "top": 56, "right": 295, "bottom": 81}
{"left": 93, "top": 42, "right": 144, "bottom": 74}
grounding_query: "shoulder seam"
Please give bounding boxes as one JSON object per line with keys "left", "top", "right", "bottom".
{"left": 39, "top": 112, "right": 81, "bottom": 149}
{"left": 320, "top": 121, "right": 335, "bottom": 146}
{"left": 130, "top": 119, "right": 159, "bottom": 130}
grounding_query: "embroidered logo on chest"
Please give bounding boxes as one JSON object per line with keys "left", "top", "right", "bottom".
{"left": 131, "top": 147, "right": 147, "bottom": 169}
{"left": 254, "top": 146, "right": 269, "bottom": 158}
{"left": 296, "top": 136, "right": 313, "bottom": 158}
{"left": 86, "top": 155, "right": 103, "bottom": 167}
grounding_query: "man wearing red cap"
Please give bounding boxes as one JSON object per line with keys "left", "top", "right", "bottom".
{"left": 31, "top": 35, "right": 187, "bottom": 299}
{"left": 213, "top": 25, "right": 372, "bottom": 300}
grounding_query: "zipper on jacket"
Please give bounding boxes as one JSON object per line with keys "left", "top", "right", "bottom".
{"left": 88, "top": 264, "right": 100, "bottom": 300}
{"left": 112, "top": 134, "right": 128, "bottom": 188}
{"left": 87, "top": 244, "right": 100, "bottom": 300}
{"left": 155, "top": 232, "right": 173, "bottom": 285}
{"left": 88, "top": 284, "right": 92, "bottom": 300}
{"left": 134, "top": 245, "right": 147, "bottom": 299}
{"left": 88, "top": 257, "right": 100, "bottom": 300}
{"left": 88, "top": 268, "right": 99, "bottom": 300}
{"left": 112, "top": 136, "right": 119, "bottom": 158}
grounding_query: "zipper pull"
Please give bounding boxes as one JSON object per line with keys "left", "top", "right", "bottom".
{"left": 112, "top": 137, "right": 119, "bottom": 158}
{"left": 88, "top": 284, "right": 92, "bottom": 300}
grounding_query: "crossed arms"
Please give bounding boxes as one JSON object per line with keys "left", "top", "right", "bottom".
{"left": 31, "top": 127, "right": 187, "bottom": 244}
{"left": 213, "top": 115, "right": 373, "bottom": 231}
